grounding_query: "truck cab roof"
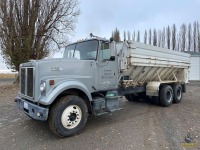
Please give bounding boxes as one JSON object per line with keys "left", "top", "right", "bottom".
{"left": 67, "top": 38, "right": 109, "bottom": 46}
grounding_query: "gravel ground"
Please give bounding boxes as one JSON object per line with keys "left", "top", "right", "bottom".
{"left": 0, "top": 82, "right": 200, "bottom": 150}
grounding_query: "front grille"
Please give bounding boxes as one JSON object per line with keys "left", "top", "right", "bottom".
{"left": 21, "top": 68, "right": 26, "bottom": 95}
{"left": 20, "top": 67, "right": 34, "bottom": 99}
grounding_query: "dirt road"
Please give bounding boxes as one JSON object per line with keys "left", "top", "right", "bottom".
{"left": 0, "top": 83, "right": 199, "bottom": 150}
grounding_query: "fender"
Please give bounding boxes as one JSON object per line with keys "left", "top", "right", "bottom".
{"left": 38, "top": 80, "right": 92, "bottom": 105}
{"left": 146, "top": 82, "right": 161, "bottom": 96}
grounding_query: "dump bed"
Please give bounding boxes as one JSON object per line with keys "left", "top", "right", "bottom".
{"left": 116, "top": 41, "right": 190, "bottom": 87}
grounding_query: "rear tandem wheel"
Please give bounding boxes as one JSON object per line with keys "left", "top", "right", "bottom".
{"left": 159, "top": 85, "right": 173, "bottom": 107}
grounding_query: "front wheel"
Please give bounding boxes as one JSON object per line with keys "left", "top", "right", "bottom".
{"left": 48, "top": 95, "right": 88, "bottom": 137}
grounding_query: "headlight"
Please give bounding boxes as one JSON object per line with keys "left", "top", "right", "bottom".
{"left": 40, "top": 82, "right": 46, "bottom": 92}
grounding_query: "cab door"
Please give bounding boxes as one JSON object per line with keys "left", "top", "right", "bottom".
{"left": 97, "top": 41, "right": 118, "bottom": 90}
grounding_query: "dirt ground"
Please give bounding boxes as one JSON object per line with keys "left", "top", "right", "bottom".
{"left": 0, "top": 81, "right": 200, "bottom": 150}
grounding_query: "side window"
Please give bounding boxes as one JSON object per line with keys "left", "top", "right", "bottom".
{"left": 100, "top": 42, "right": 111, "bottom": 60}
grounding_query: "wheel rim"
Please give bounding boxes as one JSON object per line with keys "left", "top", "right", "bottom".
{"left": 61, "top": 105, "right": 82, "bottom": 129}
{"left": 166, "top": 90, "right": 172, "bottom": 103}
{"left": 177, "top": 88, "right": 182, "bottom": 99}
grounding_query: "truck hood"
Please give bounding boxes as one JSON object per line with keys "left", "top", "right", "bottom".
{"left": 21, "top": 58, "right": 95, "bottom": 81}
{"left": 20, "top": 58, "right": 96, "bottom": 103}
{"left": 34, "top": 58, "right": 95, "bottom": 78}
{"left": 30, "top": 58, "right": 78, "bottom": 63}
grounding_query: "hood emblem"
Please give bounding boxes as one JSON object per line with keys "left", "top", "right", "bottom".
{"left": 51, "top": 67, "right": 63, "bottom": 71}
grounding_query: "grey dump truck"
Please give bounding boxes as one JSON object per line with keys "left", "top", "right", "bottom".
{"left": 15, "top": 36, "right": 190, "bottom": 137}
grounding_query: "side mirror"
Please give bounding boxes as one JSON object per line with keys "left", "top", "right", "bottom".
{"left": 110, "top": 56, "right": 115, "bottom": 61}
{"left": 110, "top": 37, "right": 114, "bottom": 42}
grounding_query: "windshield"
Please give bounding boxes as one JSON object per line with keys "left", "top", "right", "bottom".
{"left": 63, "top": 40, "right": 98, "bottom": 60}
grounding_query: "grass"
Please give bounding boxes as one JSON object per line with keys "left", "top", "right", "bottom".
{"left": 0, "top": 73, "right": 17, "bottom": 78}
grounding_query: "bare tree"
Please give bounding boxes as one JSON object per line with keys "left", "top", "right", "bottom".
{"left": 166, "top": 25, "right": 171, "bottom": 49}
{"left": 162, "top": 27, "right": 165, "bottom": 48}
{"left": 137, "top": 30, "right": 140, "bottom": 42}
{"left": 0, "top": 0, "right": 79, "bottom": 72}
{"left": 193, "top": 21, "right": 197, "bottom": 52}
{"left": 149, "top": 29, "right": 152, "bottom": 45}
{"left": 132, "top": 31, "right": 135, "bottom": 41}
{"left": 177, "top": 33, "right": 181, "bottom": 51}
{"left": 124, "top": 31, "right": 126, "bottom": 41}
{"left": 158, "top": 30, "right": 162, "bottom": 47}
{"left": 180, "top": 23, "right": 187, "bottom": 51}
{"left": 153, "top": 29, "right": 157, "bottom": 46}
{"left": 112, "top": 28, "right": 120, "bottom": 42}
{"left": 127, "top": 31, "right": 131, "bottom": 41}
{"left": 197, "top": 21, "right": 200, "bottom": 52}
{"left": 171, "top": 24, "right": 176, "bottom": 50}
{"left": 187, "top": 23, "right": 192, "bottom": 51}
{"left": 144, "top": 30, "right": 147, "bottom": 44}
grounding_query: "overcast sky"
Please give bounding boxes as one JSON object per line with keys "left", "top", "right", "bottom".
{"left": 0, "top": 0, "right": 200, "bottom": 70}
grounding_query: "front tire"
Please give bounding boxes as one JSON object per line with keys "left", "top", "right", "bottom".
{"left": 49, "top": 95, "right": 88, "bottom": 137}
{"left": 159, "top": 85, "right": 173, "bottom": 107}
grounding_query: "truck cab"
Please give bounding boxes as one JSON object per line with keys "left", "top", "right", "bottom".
{"left": 63, "top": 39, "right": 118, "bottom": 91}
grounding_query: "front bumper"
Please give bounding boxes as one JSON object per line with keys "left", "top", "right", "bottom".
{"left": 15, "top": 97, "right": 49, "bottom": 121}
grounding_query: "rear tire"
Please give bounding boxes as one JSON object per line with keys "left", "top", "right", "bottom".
{"left": 159, "top": 85, "right": 173, "bottom": 107}
{"left": 48, "top": 95, "right": 88, "bottom": 137}
{"left": 172, "top": 84, "right": 183, "bottom": 103}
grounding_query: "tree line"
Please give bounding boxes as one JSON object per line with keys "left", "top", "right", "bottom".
{"left": 112, "top": 21, "right": 200, "bottom": 52}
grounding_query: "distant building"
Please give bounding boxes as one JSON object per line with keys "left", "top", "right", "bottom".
{"left": 184, "top": 51, "right": 200, "bottom": 81}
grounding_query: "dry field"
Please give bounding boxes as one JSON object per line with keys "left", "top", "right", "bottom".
{"left": 0, "top": 73, "right": 17, "bottom": 78}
